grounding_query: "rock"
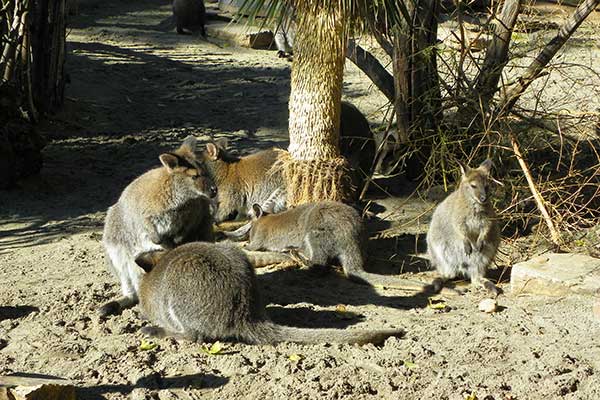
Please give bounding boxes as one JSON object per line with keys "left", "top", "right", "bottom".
{"left": 478, "top": 298, "right": 497, "bottom": 313}
{"left": 205, "top": 22, "right": 274, "bottom": 49}
{"left": 0, "top": 375, "right": 76, "bottom": 400}
{"left": 511, "top": 253, "right": 600, "bottom": 296}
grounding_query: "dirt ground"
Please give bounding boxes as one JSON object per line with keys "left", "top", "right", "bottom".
{"left": 1, "top": 0, "right": 600, "bottom": 399}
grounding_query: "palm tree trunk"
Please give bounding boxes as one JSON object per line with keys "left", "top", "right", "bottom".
{"left": 284, "top": 3, "right": 351, "bottom": 204}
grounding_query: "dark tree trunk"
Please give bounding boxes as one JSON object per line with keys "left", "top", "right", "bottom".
{"left": 0, "top": 0, "right": 66, "bottom": 188}
{"left": 391, "top": 0, "right": 442, "bottom": 178}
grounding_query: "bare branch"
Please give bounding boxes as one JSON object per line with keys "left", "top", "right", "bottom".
{"left": 497, "top": 0, "right": 600, "bottom": 115}
{"left": 345, "top": 39, "right": 395, "bottom": 103}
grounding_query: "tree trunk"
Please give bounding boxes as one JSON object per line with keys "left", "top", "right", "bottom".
{"left": 284, "top": 3, "right": 351, "bottom": 204}
{"left": 391, "top": 0, "right": 442, "bottom": 178}
{"left": 474, "top": 0, "right": 522, "bottom": 108}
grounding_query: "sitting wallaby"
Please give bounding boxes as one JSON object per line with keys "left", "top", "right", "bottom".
{"left": 135, "top": 242, "right": 403, "bottom": 345}
{"left": 201, "top": 139, "right": 287, "bottom": 223}
{"left": 173, "top": 0, "right": 206, "bottom": 37}
{"left": 228, "top": 201, "right": 434, "bottom": 292}
{"left": 100, "top": 136, "right": 218, "bottom": 317}
{"left": 426, "top": 159, "right": 501, "bottom": 295}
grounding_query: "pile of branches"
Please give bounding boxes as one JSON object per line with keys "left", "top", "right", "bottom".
{"left": 0, "top": 0, "right": 67, "bottom": 188}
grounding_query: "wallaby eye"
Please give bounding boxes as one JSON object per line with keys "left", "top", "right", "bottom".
{"left": 470, "top": 183, "right": 477, "bottom": 189}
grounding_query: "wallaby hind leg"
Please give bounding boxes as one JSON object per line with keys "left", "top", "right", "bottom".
{"left": 99, "top": 295, "right": 138, "bottom": 317}
{"left": 141, "top": 326, "right": 202, "bottom": 342}
{"left": 302, "top": 233, "right": 329, "bottom": 266}
{"left": 469, "top": 267, "right": 500, "bottom": 297}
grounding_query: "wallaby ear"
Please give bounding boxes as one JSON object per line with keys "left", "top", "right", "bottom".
{"left": 159, "top": 153, "right": 179, "bottom": 172}
{"left": 135, "top": 250, "right": 166, "bottom": 273}
{"left": 458, "top": 161, "right": 469, "bottom": 177}
{"left": 478, "top": 159, "right": 493, "bottom": 175}
{"left": 214, "top": 137, "right": 228, "bottom": 150}
{"left": 179, "top": 135, "right": 197, "bottom": 153}
{"left": 205, "top": 143, "right": 219, "bottom": 160}
{"left": 252, "top": 203, "right": 264, "bottom": 219}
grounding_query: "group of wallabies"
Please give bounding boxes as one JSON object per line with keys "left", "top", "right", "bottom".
{"left": 99, "top": 122, "right": 501, "bottom": 346}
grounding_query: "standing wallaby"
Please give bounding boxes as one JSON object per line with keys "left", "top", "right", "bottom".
{"left": 173, "top": 0, "right": 206, "bottom": 37}
{"left": 426, "top": 159, "right": 501, "bottom": 295}
{"left": 200, "top": 139, "right": 286, "bottom": 223}
{"left": 100, "top": 136, "right": 218, "bottom": 317}
{"left": 228, "top": 201, "right": 434, "bottom": 292}
{"left": 136, "top": 242, "right": 403, "bottom": 345}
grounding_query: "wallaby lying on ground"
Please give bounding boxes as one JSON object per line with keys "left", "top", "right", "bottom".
{"left": 201, "top": 138, "right": 287, "bottom": 223}
{"left": 228, "top": 201, "right": 434, "bottom": 292}
{"left": 100, "top": 137, "right": 218, "bottom": 317}
{"left": 173, "top": 0, "right": 206, "bottom": 37}
{"left": 135, "top": 242, "right": 404, "bottom": 345}
{"left": 426, "top": 159, "right": 501, "bottom": 295}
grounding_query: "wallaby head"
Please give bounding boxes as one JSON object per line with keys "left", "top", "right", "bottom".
{"left": 135, "top": 250, "right": 167, "bottom": 273}
{"left": 204, "top": 138, "right": 240, "bottom": 163}
{"left": 222, "top": 194, "right": 279, "bottom": 241}
{"left": 159, "top": 136, "right": 218, "bottom": 200}
{"left": 458, "top": 159, "right": 494, "bottom": 205}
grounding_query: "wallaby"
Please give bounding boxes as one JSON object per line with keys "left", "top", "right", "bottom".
{"left": 200, "top": 138, "right": 286, "bottom": 223}
{"left": 274, "top": 11, "right": 296, "bottom": 60}
{"left": 426, "top": 159, "right": 501, "bottom": 295}
{"left": 173, "top": 0, "right": 206, "bottom": 37}
{"left": 228, "top": 201, "right": 434, "bottom": 292}
{"left": 340, "top": 101, "right": 376, "bottom": 189}
{"left": 135, "top": 242, "right": 403, "bottom": 345}
{"left": 202, "top": 102, "right": 376, "bottom": 223}
{"left": 100, "top": 136, "right": 218, "bottom": 317}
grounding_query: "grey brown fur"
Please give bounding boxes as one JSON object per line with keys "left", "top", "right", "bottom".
{"left": 136, "top": 242, "right": 403, "bottom": 345}
{"left": 240, "top": 201, "right": 433, "bottom": 292}
{"left": 200, "top": 139, "right": 286, "bottom": 223}
{"left": 173, "top": 0, "right": 206, "bottom": 37}
{"left": 426, "top": 159, "right": 501, "bottom": 295}
{"left": 100, "top": 137, "right": 217, "bottom": 316}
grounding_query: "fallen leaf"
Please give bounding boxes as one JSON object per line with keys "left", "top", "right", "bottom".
{"left": 288, "top": 353, "right": 303, "bottom": 362}
{"left": 403, "top": 360, "right": 417, "bottom": 369}
{"left": 428, "top": 298, "right": 448, "bottom": 310}
{"left": 139, "top": 338, "right": 158, "bottom": 351}
{"left": 201, "top": 341, "right": 224, "bottom": 355}
{"left": 465, "top": 392, "right": 477, "bottom": 400}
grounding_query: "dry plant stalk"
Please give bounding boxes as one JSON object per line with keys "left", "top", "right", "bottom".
{"left": 510, "top": 132, "right": 561, "bottom": 245}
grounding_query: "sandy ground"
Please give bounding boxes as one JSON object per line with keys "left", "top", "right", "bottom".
{"left": 1, "top": 0, "right": 600, "bottom": 399}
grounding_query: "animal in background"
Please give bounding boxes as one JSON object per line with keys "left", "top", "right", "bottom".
{"left": 426, "top": 159, "right": 501, "bottom": 295}
{"left": 173, "top": 0, "right": 206, "bottom": 37}
{"left": 135, "top": 242, "right": 404, "bottom": 344}
{"left": 201, "top": 138, "right": 287, "bottom": 223}
{"left": 100, "top": 136, "right": 217, "bottom": 317}
{"left": 228, "top": 201, "right": 435, "bottom": 292}
{"left": 274, "top": 12, "right": 296, "bottom": 60}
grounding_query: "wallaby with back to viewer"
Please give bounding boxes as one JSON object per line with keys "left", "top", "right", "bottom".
{"left": 135, "top": 242, "right": 403, "bottom": 345}
{"left": 228, "top": 201, "right": 434, "bottom": 292}
{"left": 426, "top": 159, "right": 501, "bottom": 295}
{"left": 100, "top": 136, "right": 218, "bottom": 317}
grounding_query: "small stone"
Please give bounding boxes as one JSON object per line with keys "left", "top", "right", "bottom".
{"left": 479, "top": 298, "right": 498, "bottom": 313}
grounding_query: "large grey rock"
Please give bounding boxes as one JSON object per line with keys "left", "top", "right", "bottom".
{"left": 511, "top": 253, "right": 600, "bottom": 296}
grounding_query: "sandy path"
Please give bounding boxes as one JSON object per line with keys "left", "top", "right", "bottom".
{"left": 0, "top": 0, "right": 599, "bottom": 399}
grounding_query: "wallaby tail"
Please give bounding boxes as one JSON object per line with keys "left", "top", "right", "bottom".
{"left": 242, "top": 321, "right": 403, "bottom": 345}
{"left": 243, "top": 249, "right": 295, "bottom": 268}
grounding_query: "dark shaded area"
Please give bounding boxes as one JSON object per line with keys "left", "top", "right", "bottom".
{"left": 78, "top": 372, "right": 228, "bottom": 400}
{"left": 0, "top": 305, "right": 39, "bottom": 321}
